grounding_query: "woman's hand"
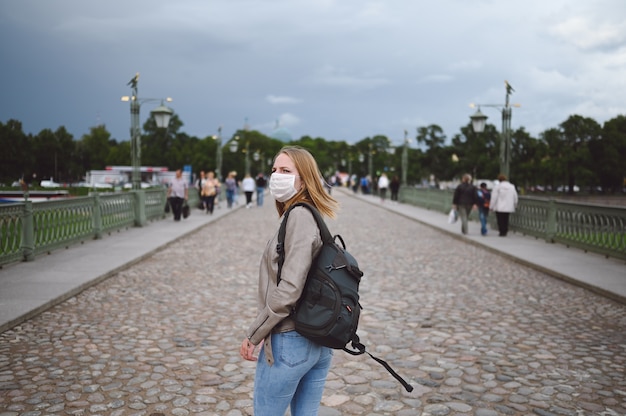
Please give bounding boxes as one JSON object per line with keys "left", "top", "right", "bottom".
{"left": 240, "top": 338, "right": 259, "bottom": 361}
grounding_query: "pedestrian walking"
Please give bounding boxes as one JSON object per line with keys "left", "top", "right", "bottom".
{"left": 452, "top": 173, "right": 478, "bottom": 234}
{"left": 201, "top": 171, "right": 219, "bottom": 214}
{"left": 476, "top": 182, "right": 491, "bottom": 236}
{"left": 166, "top": 169, "right": 188, "bottom": 221}
{"left": 360, "top": 175, "right": 369, "bottom": 194}
{"left": 390, "top": 175, "right": 400, "bottom": 202}
{"left": 242, "top": 173, "right": 255, "bottom": 208}
{"left": 490, "top": 173, "right": 518, "bottom": 236}
{"left": 195, "top": 170, "right": 205, "bottom": 209}
{"left": 224, "top": 171, "right": 238, "bottom": 208}
{"left": 240, "top": 145, "right": 338, "bottom": 416}
{"left": 378, "top": 173, "right": 389, "bottom": 203}
{"left": 350, "top": 173, "right": 358, "bottom": 193}
{"left": 255, "top": 172, "right": 267, "bottom": 206}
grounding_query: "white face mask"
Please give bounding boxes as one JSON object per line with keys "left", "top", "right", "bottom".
{"left": 269, "top": 173, "right": 298, "bottom": 202}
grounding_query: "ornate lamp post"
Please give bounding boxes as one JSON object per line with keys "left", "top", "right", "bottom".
{"left": 213, "top": 130, "right": 238, "bottom": 201}
{"left": 213, "top": 126, "right": 223, "bottom": 182}
{"left": 401, "top": 129, "right": 410, "bottom": 186}
{"left": 368, "top": 142, "right": 373, "bottom": 180}
{"left": 229, "top": 135, "right": 249, "bottom": 176}
{"left": 469, "top": 80, "right": 519, "bottom": 179}
{"left": 253, "top": 151, "right": 261, "bottom": 173}
{"left": 121, "top": 73, "right": 173, "bottom": 190}
{"left": 358, "top": 153, "right": 365, "bottom": 172}
{"left": 213, "top": 126, "right": 239, "bottom": 180}
{"left": 347, "top": 154, "right": 353, "bottom": 179}
{"left": 244, "top": 140, "right": 251, "bottom": 176}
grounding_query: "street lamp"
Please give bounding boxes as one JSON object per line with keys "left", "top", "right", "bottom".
{"left": 401, "top": 129, "right": 410, "bottom": 186}
{"left": 212, "top": 127, "right": 240, "bottom": 181}
{"left": 244, "top": 140, "right": 251, "bottom": 176}
{"left": 253, "top": 151, "right": 261, "bottom": 174}
{"left": 121, "top": 73, "right": 173, "bottom": 190}
{"left": 229, "top": 134, "right": 250, "bottom": 175}
{"left": 469, "top": 80, "right": 519, "bottom": 179}
{"left": 368, "top": 142, "right": 373, "bottom": 180}
{"left": 240, "top": 118, "right": 251, "bottom": 176}
{"left": 347, "top": 154, "right": 353, "bottom": 179}
{"left": 213, "top": 128, "right": 238, "bottom": 202}
{"left": 213, "top": 126, "right": 223, "bottom": 182}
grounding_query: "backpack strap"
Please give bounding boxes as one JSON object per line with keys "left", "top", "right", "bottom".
{"left": 344, "top": 335, "right": 414, "bottom": 393}
{"left": 276, "top": 202, "right": 331, "bottom": 284}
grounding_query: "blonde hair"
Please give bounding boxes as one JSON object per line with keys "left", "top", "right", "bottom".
{"left": 273, "top": 146, "right": 339, "bottom": 218}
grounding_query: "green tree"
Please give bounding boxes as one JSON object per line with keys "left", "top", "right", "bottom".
{"left": 540, "top": 127, "right": 565, "bottom": 191}
{"left": 592, "top": 115, "right": 626, "bottom": 193}
{"left": 106, "top": 140, "right": 131, "bottom": 167}
{"left": 54, "top": 126, "right": 77, "bottom": 182}
{"left": 169, "top": 133, "right": 198, "bottom": 170}
{"left": 416, "top": 124, "right": 448, "bottom": 183}
{"left": 189, "top": 136, "right": 217, "bottom": 174}
{"left": 32, "top": 127, "right": 75, "bottom": 182}
{"left": 451, "top": 124, "right": 499, "bottom": 181}
{"left": 142, "top": 113, "right": 184, "bottom": 167}
{"left": 0, "top": 119, "right": 32, "bottom": 183}
{"left": 509, "top": 127, "right": 546, "bottom": 191}
{"left": 558, "top": 115, "right": 601, "bottom": 193}
{"left": 79, "top": 125, "right": 112, "bottom": 172}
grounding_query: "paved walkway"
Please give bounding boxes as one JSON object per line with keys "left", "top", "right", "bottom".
{"left": 0, "top": 188, "right": 625, "bottom": 415}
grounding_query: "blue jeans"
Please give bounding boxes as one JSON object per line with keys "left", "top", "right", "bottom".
{"left": 256, "top": 187, "right": 265, "bottom": 206}
{"left": 479, "top": 208, "right": 489, "bottom": 235}
{"left": 226, "top": 189, "right": 236, "bottom": 208}
{"left": 254, "top": 331, "right": 333, "bottom": 416}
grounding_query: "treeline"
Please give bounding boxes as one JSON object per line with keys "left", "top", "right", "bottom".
{"left": 1, "top": 112, "right": 625, "bottom": 193}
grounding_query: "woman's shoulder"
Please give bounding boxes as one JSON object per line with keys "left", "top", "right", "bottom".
{"left": 288, "top": 205, "right": 320, "bottom": 225}
{"left": 285, "top": 207, "right": 322, "bottom": 243}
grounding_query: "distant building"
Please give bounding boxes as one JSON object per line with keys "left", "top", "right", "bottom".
{"left": 270, "top": 120, "right": 293, "bottom": 142}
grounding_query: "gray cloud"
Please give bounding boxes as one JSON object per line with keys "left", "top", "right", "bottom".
{"left": 1, "top": 0, "right": 625, "bottom": 147}
{"left": 266, "top": 95, "right": 302, "bottom": 105}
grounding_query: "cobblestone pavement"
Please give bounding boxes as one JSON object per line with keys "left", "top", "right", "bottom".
{"left": 1, "top": 191, "right": 625, "bottom": 416}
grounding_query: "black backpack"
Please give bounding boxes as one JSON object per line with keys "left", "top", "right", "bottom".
{"left": 277, "top": 202, "right": 413, "bottom": 392}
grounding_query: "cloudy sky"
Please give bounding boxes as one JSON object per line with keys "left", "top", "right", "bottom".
{"left": 1, "top": 0, "right": 625, "bottom": 148}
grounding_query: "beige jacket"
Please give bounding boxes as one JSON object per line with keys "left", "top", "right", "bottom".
{"left": 246, "top": 206, "right": 323, "bottom": 365}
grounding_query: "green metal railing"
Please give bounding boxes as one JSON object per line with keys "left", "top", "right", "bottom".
{"left": 0, "top": 203, "right": 24, "bottom": 265}
{"left": 32, "top": 196, "right": 95, "bottom": 257}
{"left": 545, "top": 199, "right": 625, "bottom": 259}
{"left": 399, "top": 187, "right": 626, "bottom": 261}
{"left": 3, "top": 186, "right": 623, "bottom": 265}
{"left": 0, "top": 188, "right": 195, "bottom": 267}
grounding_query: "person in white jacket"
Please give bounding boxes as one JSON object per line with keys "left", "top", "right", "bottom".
{"left": 490, "top": 174, "right": 518, "bottom": 236}
{"left": 242, "top": 173, "right": 256, "bottom": 208}
{"left": 378, "top": 173, "right": 390, "bottom": 203}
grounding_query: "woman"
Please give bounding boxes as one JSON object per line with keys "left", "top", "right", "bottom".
{"left": 240, "top": 146, "right": 338, "bottom": 415}
{"left": 201, "top": 171, "right": 219, "bottom": 214}
{"left": 225, "top": 171, "right": 238, "bottom": 208}
{"left": 452, "top": 173, "right": 478, "bottom": 235}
